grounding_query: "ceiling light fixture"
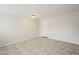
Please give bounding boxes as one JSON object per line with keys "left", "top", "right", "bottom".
{"left": 31, "top": 14, "right": 36, "bottom": 19}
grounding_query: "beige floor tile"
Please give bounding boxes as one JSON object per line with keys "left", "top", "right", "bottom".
{"left": 0, "top": 37, "right": 79, "bottom": 55}
{"left": 0, "top": 47, "right": 8, "bottom": 55}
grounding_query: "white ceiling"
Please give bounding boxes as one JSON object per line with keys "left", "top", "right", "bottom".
{"left": 0, "top": 4, "right": 79, "bottom": 19}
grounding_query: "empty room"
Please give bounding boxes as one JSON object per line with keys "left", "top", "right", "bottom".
{"left": 0, "top": 4, "right": 79, "bottom": 55}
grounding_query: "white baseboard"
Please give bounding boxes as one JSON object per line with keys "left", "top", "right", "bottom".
{"left": 0, "top": 35, "right": 79, "bottom": 48}
{"left": 48, "top": 36, "right": 79, "bottom": 45}
{"left": 0, "top": 35, "right": 38, "bottom": 48}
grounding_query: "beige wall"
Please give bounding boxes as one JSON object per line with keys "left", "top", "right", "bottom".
{"left": 0, "top": 11, "right": 79, "bottom": 47}
{"left": 40, "top": 11, "right": 79, "bottom": 44}
{"left": 0, "top": 16, "right": 38, "bottom": 47}
{"left": 39, "top": 19, "right": 48, "bottom": 37}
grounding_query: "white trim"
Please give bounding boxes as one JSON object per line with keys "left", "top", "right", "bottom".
{"left": 0, "top": 36, "right": 38, "bottom": 47}
{"left": 48, "top": 36, "right": 79, "bottom": 45}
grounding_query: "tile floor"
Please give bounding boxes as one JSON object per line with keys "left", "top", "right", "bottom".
{"left": 0, "top": 37, "right": 79, "bottom": 55}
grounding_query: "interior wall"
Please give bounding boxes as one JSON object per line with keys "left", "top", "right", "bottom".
{"left": 47, "top": 11, "right": 79, "bottom": 44}
{"left": 40, "top": 11, "right": 79, "bottom": 44}
{"left": 0, "top": 16, "right": 38, "bottom": 47}
{"left": 39, "top": 19, "right": 48, "bottom": 37}
{"left": 0, "top": 10, "right": 79, "bottom": 47}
